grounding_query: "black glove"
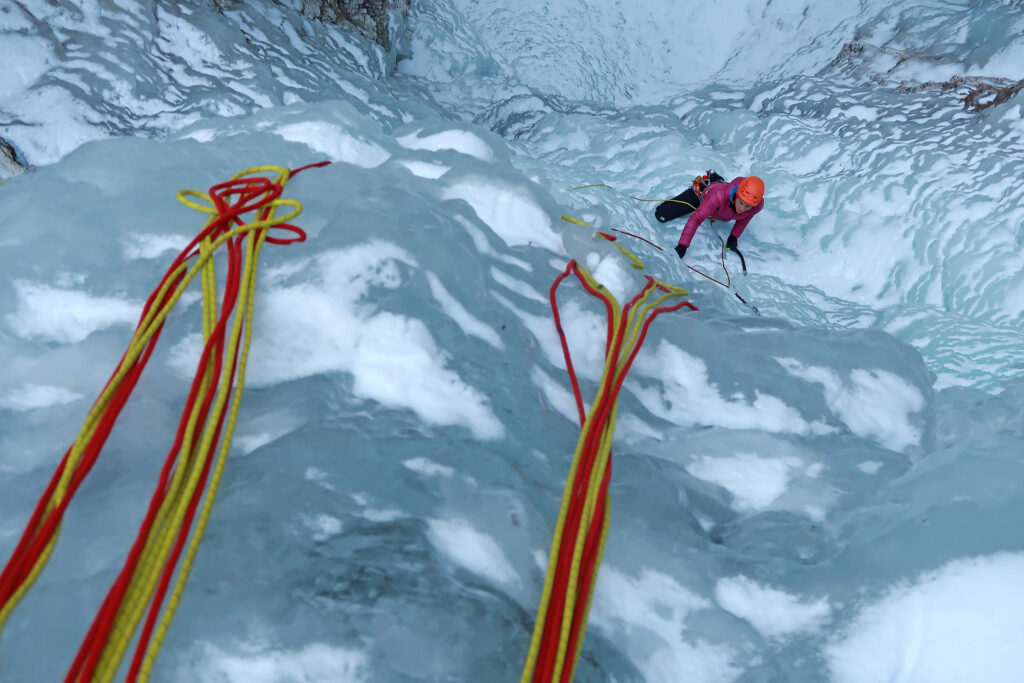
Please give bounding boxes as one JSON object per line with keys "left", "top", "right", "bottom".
{"left": 674, "top": 244, "right": 687, "bottom": 259}
{"left": 726, "top": 235, "right": 739, "bottom": 251}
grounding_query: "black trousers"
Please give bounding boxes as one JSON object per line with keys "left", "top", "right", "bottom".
{"left": 654, "top": 188, "right": 701, "bottom": 223}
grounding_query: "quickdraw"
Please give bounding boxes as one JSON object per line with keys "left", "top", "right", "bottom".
{"left": 690, "top": 170, "right": 725, "bottom": 224}
{"left": 690, "top": 170, "right": 713, "bottom": 201}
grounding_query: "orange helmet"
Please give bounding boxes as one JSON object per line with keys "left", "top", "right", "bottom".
{"left": 736, "top": 176, "right": 764, "bottom": 205}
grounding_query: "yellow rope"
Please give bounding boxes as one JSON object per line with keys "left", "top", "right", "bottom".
{"left": 137, "top": 169, "right": 286, "bottom": 683}
{"left": 0, "top": 256, "right": 194, "bottom": 631}
{"left": 630, "top": 195, "right": 699, "bottom": 212}
{"left": 522, "top": 266, "right": 689, "bottom": 683}
{"left": 562, "top": 187, "right": 674, "bottom": 271}
{"left": 569, "top": 179, "right": 700, "bottom": 212}
{"left": 595, "top": 233, "right": 645, "bottom": 270}
{"left": 561, "top": 214, "right": 646, "bottom": 270}
{"left": 95, "top": 166, "right": 298, "bottom": 682}
{"left": 548, "top": 270, "right": 623, "bottom": 683}
{"left": 0, "top": 165, "right": 302, "bottom": 680}
{"left": 520, "top": 272, "right": 620, "bottom": 683}
{"left": 615, "top": 243, "right": 645, "bottom": 269}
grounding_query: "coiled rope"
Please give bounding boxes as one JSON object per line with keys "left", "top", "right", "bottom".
{"left": 521, "top": 261, "right": 697, "bottom": 683}
{"left": 0, "top": 161, "right": 328, "bottom": 682}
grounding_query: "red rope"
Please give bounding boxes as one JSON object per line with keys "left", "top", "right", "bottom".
{"left": 685, "top": 235, "right": 731, "bottom": 288}
{"left": 537, "top": 263, "right": 620, "bottom": 682}
{"left": 121, "top": 163, "right": 328, "bottom": 678}
{"left": 549, "top": 265, "right": 587, "bottom": 427}
{"left": 124, "top": 179, "right": 290, "bottom": 681}
{"left": 555, "top": 282, "right": 697, "bottom": 681}
{"left": 560, "top": 298, "right": 698, "bottom": 680}
{"left": 535, "top": 263, "right": 698, "bottom": 682}
{"left": 610, "top": 228, "right": 664, "bottom": 251}
{"left": 291, "top": 160, "right": 332, "bottom": 174}
{"left": 0, "top": 162, "right": 329, "bottom": 683}
{"left": 68, "top": 176, "right": 286, "bottom": 683}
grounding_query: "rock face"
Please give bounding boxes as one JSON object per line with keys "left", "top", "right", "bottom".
{"left": 0, "top": 137, "right": 26, "bottom": 181}
{"left": 830, "top": 42, "right": 1024, "bottom": 113}
{"left": 215, "top": 0, "right": 409, "bottom": 50}
{"left": 290, "top": 0, "right": 411, "bottom": 50}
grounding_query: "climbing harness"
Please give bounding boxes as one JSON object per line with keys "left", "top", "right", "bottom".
{"left": 0, "top": 161, "right": 329, "bottom": 682}
{"left": 521, "top": 262, "right": 697, "bottom": 683}
{"left": 690, "top": 170, "right": 723, "bottom": 202}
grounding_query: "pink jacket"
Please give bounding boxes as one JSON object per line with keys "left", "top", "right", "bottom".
{"left": 678, "top": 177, "right": 764, "bottom": 247}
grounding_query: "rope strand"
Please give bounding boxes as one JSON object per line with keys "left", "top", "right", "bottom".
{"left": 521, "top": 262, "right": 697, "bottom": 683}
{"left": 0, "top": 162, "right": 330, "bottom": 682}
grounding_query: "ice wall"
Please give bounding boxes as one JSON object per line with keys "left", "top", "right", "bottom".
{"left": 2, "top": 0, "right": 1024, "bottom": 681}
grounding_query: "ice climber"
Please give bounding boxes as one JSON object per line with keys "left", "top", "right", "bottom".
{"left": 654, "top": 174, "right": 765, "bottom": 260}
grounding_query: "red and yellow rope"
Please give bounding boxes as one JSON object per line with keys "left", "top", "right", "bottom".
{"left": 521, "top": 261, "right": 697, "bottom": 683}
{"left": 0, "top": 161, "right": 328, "bottom": 682}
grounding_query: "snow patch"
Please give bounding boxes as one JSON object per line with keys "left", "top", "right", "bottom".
{"left": 0, "top": 384, "right": 83, "bottom": 412}
{"left": 827, "top": 553, "right": 1024, "bottom": 683}
{"left": 715, "top": 575, "right": 831, "bottom": 639}
{"left": 6, "top": 281, "right": 141, "bottom": 344}
{"left": 426, "top": 518, "right": 519, "bottom": 588}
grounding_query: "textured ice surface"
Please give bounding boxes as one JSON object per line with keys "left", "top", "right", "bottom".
{"left": 2, "top": 0, "right": 1024, "bottom": 681}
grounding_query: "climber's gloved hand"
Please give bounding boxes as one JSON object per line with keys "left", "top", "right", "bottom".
{"left": 726, "top": 235, "right": 739, "bottom": 251}
{"left": 674, "top": 244, "right": 687, "bottom": 259}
